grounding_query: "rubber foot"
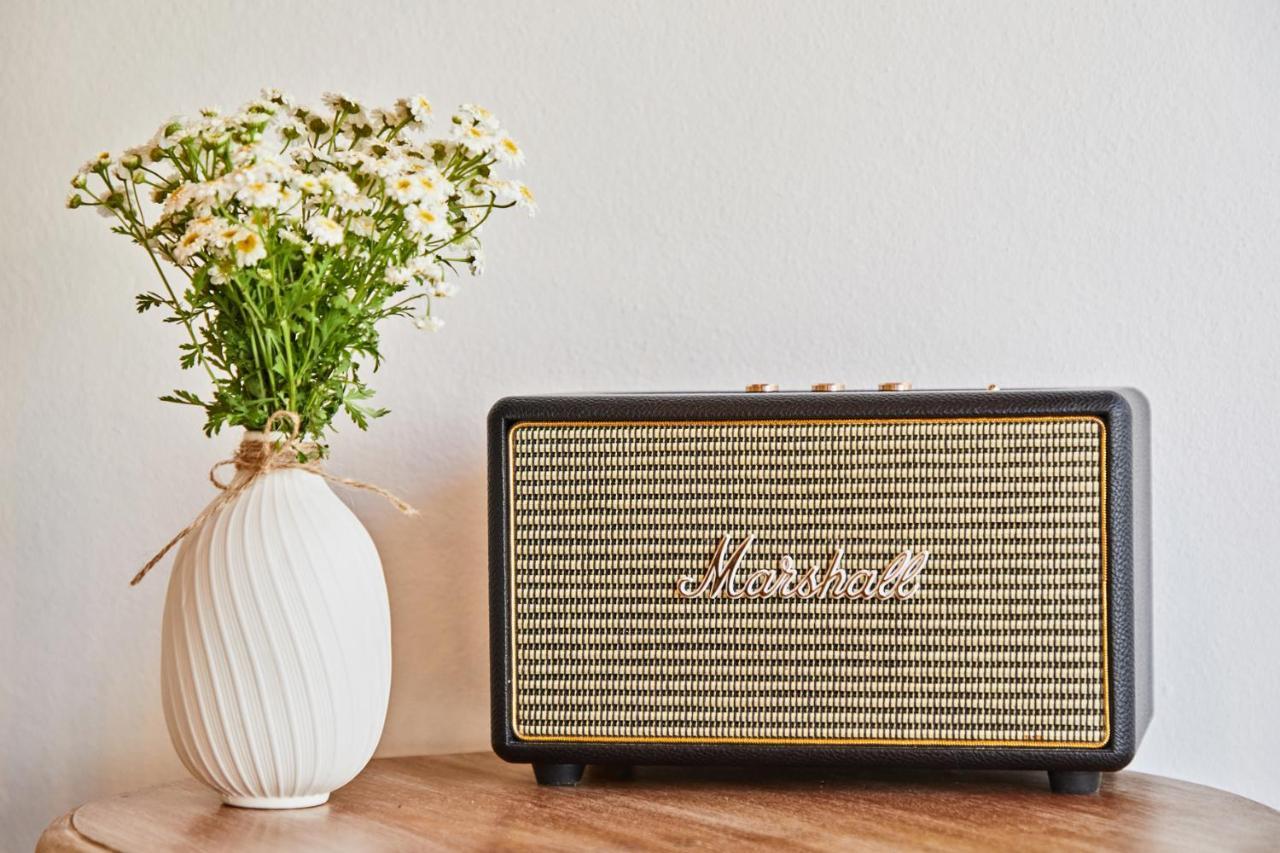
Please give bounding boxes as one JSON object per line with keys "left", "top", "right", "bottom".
{"left": 1048, "top": 770, "right": 1101, "bottom": 794}
{"left": 533, "top": 763, "right": 585, "bottom": 786}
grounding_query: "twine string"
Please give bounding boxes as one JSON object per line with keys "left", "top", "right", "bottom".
{"left": 130, "top": 410, "right": 417, "bottom": 586}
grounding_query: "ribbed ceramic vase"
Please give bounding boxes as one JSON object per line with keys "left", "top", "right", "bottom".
{"left": 160, "top": 431, "right": 391, "bottom": 809}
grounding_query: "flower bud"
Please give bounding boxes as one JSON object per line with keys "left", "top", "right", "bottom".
{"left": 70, "top": 173, "right": 87, "bottom": 189}
{"left": 66, "top": 193, "right": 83, "bottom": 209}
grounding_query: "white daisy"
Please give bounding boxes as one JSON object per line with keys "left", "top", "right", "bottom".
{"left": 431, "top": 280, "right": 459, "bottom": 298}
{"left": 483, "top": 178, "right": 537, "bottom": 216}
{"left": 305, "top": 216, "right": 344, "bottom": 246}
{"left": 251, "top": 154, "right": 289, "bottom": 182}
{"left": 321, "top": 171, "right": 358, "bottom": 197}
{"left": 367, "top": 155, "right": 407, "bottom": 178}
{"left": 347, "top": 110, "right": 375, "bottom": 134}
{"left": 459, "top": 104, "right": 499, "bottom": 130}
{"left": 322, "top": 91, "right": 357, "bottom": 112}
{"left": 118, "top": 150, "right": 144, "bottom": 171}
{"left": 210, "top": 220, "right": 241, "bottom": 247}
{"left": 260, "top": 87, "right": 294, "bottom": 107}
{"left": 350, "top": 215, "right": 376, "bottom": 237}
{"left": 385, "top": 173, "right": 424, "bottom": 204}
{"left": 290, "top": 145, "right": 323, "bottom": 164}
{"left": 381, "top": 100, "right": 411, "bottom": 126}
{"left": 492, "top": 133, "right": 525, "bottom": 166}
{"left": 407, "top": 95, "right": 433, "bottom": 123}
{"left": 237, "top": 179, "right": 282, "bottom": 209}
{"left": 511, "top": 180, "right": 536, "bottom": 216}
{"left": 95, "top": 189, "right": 125, "bottom": 218}
{"left": 193, "top": 178, "right": 233, "bottom": 211}
{"left": 82, "top": 151, "right": 112, "bottom": 173}
{"left": 173, "top": 225, "right": 208, "bottom": 262}
{"left": 405, "top": 202, "right": 454, "bottom": 241}
{"left": 150, "top": 118, "right": 183, "bottom": 148}
{"left": 413, "top": 168, "right": 452, "bottom": 202}
{"left": 276, "top": 184, "right": 301, "bottom": 213}
{"left": 303, "top": 112, "right": 331, "bottom": 135}
{"left": 414, "top": 314, "right": 445, "bottom": 332}
{"left": 188, "top": 215, "right": 218, "bottom": 235}
{"left": 294, "top": 174, "right": 323, "bottom": 195}
{"left": 160, "top": 184, "right": 196, "bottom": 220}
{"left": 335, "top": 193, "right": 375, "bottom": 213}
{"left": 231, "top": 228, "right": 266, "bottom": 267}
{"left": 408, "top": 255, "right": 444, "bottom": 281}
{"left": 453, "top": 121, "right": 494, "bottom": 154}
{"left": 384, "top": 264, "right": 413, "bottom": 285}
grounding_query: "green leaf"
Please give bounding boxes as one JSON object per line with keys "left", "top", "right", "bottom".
{"left": 135, "top": 292, "right": 167, "bottom": 313}
{"left": 159, "top": 389, "right": 204, "bottom": 406}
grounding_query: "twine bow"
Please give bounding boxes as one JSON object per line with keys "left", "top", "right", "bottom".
{"left": 130, "top": 411, "right": 418, "bottom": 586}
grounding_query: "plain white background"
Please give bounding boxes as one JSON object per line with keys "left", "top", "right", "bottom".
{"left": 3, "top": 0, "right": 1279, "bottom": 847}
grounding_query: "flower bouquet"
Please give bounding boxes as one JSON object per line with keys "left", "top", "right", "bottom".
{"left": 68, "top": 89, "right": 532, "bottom": 808}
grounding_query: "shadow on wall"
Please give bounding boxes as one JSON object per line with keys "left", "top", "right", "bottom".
{"left": 363, "top": 464, "right": 491, "bottom": 758}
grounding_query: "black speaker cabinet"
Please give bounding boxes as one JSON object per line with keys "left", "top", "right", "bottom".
{"left": 489, "top": 387, "right": 1152, "bottom": 794}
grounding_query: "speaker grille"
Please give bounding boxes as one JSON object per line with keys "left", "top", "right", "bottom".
{"left": 508, "top": 417, "right": 1108, "bottom": 746}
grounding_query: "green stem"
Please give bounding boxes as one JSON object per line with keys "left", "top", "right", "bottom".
{"left": 122, "top": 180, "right": 220, "bottom": 384}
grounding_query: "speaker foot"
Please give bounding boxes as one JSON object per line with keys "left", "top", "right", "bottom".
{"left": 1048, "top": 770, "right": 1100, "bottom": 794}
{"left": 533, "top": 763, "right": 585, "bottom": 786}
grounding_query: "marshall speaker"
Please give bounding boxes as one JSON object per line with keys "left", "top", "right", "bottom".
{"left": 488, "top": 386, "right": 1151, "bottom": 793}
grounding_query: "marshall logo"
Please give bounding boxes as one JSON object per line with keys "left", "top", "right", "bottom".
{"left": 676, "top": 535, "right": 928, "bottom": 601}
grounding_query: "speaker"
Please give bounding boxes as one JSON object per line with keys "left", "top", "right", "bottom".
{"left": 488, "top": 387, "right": 1151, "bottom": 793}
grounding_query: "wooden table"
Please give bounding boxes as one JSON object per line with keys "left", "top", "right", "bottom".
{"left": 38, "top": 752, "right": 1280, "bottom": 851}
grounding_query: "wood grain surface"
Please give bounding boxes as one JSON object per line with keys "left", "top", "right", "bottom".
{"left": 38, "top": 752, "right": 1280, "bottom": 852}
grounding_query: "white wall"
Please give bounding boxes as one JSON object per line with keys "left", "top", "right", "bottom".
{"left": 3, "top": 0, "right": 1279, "bottom": 846}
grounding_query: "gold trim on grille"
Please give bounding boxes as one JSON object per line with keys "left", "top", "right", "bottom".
{"left": 507, "top": 416, "right": 1110, "bottom": 749}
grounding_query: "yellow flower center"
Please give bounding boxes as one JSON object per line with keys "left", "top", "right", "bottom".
{"left": 502, "top": 139, "right": 519, "bottom": 154}
{"left": 236, "top": 234, "right": 259, "bottom": 252}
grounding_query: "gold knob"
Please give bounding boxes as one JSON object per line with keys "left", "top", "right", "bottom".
{"left": 811, "top": 382, "right": 845, "bottom": 392}
{"left": 878, "top": 381, "right": 912, "bottom": 392}
{"left": 745, "top": 383, "right": 779, "bottom": 393}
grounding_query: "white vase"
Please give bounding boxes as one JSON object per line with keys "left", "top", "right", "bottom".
{"left": 160, "top": 432, "right": 392, "bottom": 809}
